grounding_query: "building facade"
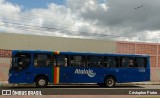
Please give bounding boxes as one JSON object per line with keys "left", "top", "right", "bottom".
{"left": 116, "top": 41, "right": 160, "bottom": 68}
{"left": 0, "top": 33, "right": 160, "bottom": 81}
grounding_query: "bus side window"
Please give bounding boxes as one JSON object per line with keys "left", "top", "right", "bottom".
{"left": 135, "top": 57, "right": 147, "bottom": 68}
{"left": 87, "top": 56, "right": 103, "bottom": 67}
{"left": 34, "top": 54, "right": 51, "bottom": 67}
{"left": 121, "top": 57, "right": 135, "bottom": 68}
{"left": 103, "top": 57, "right": 109, "bottom": 67}
{"left": 70, "top": 55, "right": 85, "bottom": 67}
{"left": 54, "top": 55, "right": 69, "bottom": 67}
{"left": 107, "top": 57, "right": 116, "bottom": 68}
{"left": 122, "top": 57, "right": 128, "bottom": 67}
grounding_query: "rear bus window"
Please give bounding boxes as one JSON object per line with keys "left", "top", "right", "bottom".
{"left": 135, "top": 57, "right": 147, "bottom": 68}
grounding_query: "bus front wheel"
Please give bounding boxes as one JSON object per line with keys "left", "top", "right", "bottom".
{"left": 104, "top": 77, "right": 115, "bottom": 88}
{"left": 35, "top": 76, "right": 48, "bottom": 88}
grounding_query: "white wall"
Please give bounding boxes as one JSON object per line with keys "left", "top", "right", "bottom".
{"left": 0, "top": 33, "right": 116, "bottom": 53}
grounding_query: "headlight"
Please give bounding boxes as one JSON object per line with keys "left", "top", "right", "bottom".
{"left": 9, "top": 73, "right": 12, "bottom": 77}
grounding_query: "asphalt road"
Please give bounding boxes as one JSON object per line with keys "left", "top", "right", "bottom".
{"left": 1, "top": 84, "right": 160, "bottom": 95}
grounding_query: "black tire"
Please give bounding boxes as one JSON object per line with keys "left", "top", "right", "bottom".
{"left": 104, "top": 77, "right": 115, "bottom": 88}
{"left": 35, "top": 76, "right": 48, "bottom": 88}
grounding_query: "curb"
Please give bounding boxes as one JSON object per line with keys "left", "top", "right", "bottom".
{"left": 117, "top": 82, "right": 160, "bottom": 85}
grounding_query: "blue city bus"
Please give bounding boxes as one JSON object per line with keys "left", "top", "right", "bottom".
{"left": 8, "top": 50, "right": 150, "bottom": 87}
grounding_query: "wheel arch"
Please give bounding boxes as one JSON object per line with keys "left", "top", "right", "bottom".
{"left": 104, "top": 74, "right": 117, "bottom": 83}
{"left": 34, "top": 74, "right": 49, "bottom": 83}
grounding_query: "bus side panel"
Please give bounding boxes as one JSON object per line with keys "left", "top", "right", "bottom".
{"left": 9, "top": 70, "right": 29, "bottom": 83}
{"left": 58, "top": 67, "right": 125, "bottom": 84}
{"left": 24, "top": 67, "right": 53, "bottom": 83}
{"left": 59, "top": 67, "right": 107, "bottom": 83}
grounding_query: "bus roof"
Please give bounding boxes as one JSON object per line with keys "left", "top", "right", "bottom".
{"left": 12, "top": 50, "right": 149, "bottom": 57}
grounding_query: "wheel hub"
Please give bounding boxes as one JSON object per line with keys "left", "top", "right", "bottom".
{"left": 39, "top": 79, "right": 45, "bottom": 86}
{"left": 108, "top": 79, "right": 113, "bottom": 86}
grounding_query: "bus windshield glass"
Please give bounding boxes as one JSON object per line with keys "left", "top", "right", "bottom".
{"left": 11, "top": 53, "right": 31, "bottom": 70}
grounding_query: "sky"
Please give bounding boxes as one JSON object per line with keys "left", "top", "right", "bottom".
{"left": 0, "top": 0, "right": 160, "bottom": 42}
{"left": 8, "top": 0, "right": 66, "bottom": 9}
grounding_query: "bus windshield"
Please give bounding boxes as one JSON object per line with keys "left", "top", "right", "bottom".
{"left": 11, "top": 53, "right": 31, "bottom": 70}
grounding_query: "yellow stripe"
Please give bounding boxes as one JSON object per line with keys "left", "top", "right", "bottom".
{"left": 56, "top": 67, "right": 60, "bottom": 83}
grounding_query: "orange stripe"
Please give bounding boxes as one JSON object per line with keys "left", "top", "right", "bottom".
{"left": 54, "top": 67, "right": 57, "bottom": 84}
{"left": 56, "top": 67, "right": 60, "bottom": 83}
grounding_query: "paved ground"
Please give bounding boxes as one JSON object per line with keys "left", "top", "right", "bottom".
{"left": 0, "top": 84, "right": 160, "bottom": 97}
{"left": 0, "top": 81, "right": 160, "bottom": 98}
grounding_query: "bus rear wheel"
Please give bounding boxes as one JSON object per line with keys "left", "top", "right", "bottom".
{"left": 104, "top": 77, "right": 115, "bottom": 88}
{"left": 35, "top": 76, "right": 48, "bottom": 88}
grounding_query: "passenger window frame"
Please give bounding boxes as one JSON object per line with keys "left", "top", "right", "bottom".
{"left": 34, "top": 53, "right": 51, "bottom": 67}
{"left": 87, "top": 55, "right": 103, "bottom": 68}
{"left": 54, "top": 54, "right": 69, "bottom": 67}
